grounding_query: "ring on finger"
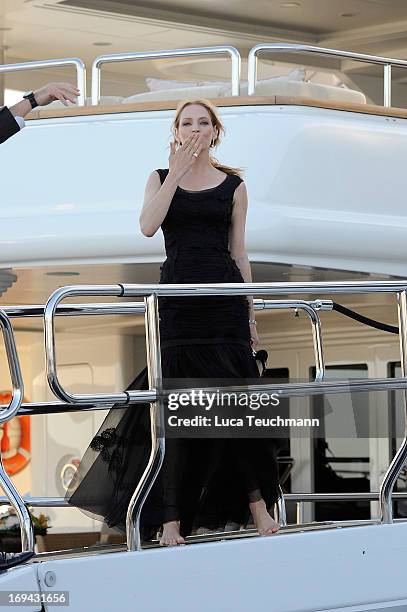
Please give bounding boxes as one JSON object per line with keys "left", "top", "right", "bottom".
{"left": 192, "top": 151, "right": 199, "bottom": 158}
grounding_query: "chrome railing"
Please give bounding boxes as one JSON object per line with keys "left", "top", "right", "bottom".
{"left": 43, "top": 286, "right": 327, "bottom": 550}
{"left": 0, "top": 309, "right": 24, "bottom": 423}
{"left": 41, "top": 280, "right": 407, "bottom": 547}
{"left": 0, "top": 292, "right": 325, "bottom": 554}
{"left": 0, "top": 308, "right": 32, "bottom": 554}
{"left": 0, "top": 58, "right": 86, "bottom": 106}
{"left": 91, "top": 46, "right": 241, "bottom": 105}
{"left": 247, "top": 42, "right": 407, "bottom": 106}
{"left": 7, "top": 491, "right": 407, "bottom": 508}
{"left": 288, "top": 493, "right": 407, "bottom": 526}
{"left": 1, "top": 279, "right": 407, "bottom": 556}
{"left": 4, "top": 491, "right": 407, "bottom": 548}
{"left": 2, "top": 44, "right": 404, "bottom": 111}
{"left": 43, "top": 294, "right": 328, "bottom": 405}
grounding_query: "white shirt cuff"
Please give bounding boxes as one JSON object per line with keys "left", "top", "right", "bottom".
{"left": 14, "top": 116, "right": 25, "bottom": 130}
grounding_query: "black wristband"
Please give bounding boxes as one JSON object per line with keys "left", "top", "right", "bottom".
{"left": 22, "top": 92, "right": 38, "bottom": 109}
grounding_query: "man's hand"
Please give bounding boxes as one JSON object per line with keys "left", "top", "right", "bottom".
{"left": 33, "top": 82, "right": 80, "bottom": 107}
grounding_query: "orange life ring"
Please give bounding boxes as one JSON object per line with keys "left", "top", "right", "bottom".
{"left": 0, "top": 392, "right": 30, "bottom": 475}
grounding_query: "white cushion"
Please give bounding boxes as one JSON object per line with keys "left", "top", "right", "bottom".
{"left": 246, "top": 68, "right": 365, "bottom": 104}
{"left": 252, "top": 79, "right": 366, "bottom": 104}
{"left": 145, "top": 76, "right": 230, "bottom": 91}
{"left": 122, "top": 79, "right": 365, "bottom": 105}
{"left": 145, "top": 67, "right": 306, "bottom": 94}
{"left": 86, "top": 96, "right": 125, "bottom": 106}
{"left": 122, "top": 84, "right": 228, "bottom": 104}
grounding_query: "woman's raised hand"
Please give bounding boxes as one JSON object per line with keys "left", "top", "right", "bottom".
{"left": 168, "top": 134, "right": 205, "bottom": 181}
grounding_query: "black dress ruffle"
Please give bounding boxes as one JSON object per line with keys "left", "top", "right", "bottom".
{"left": 65, "top": 169, "right": 280, "bottom": 539}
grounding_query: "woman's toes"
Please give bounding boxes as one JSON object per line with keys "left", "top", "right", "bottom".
{"left": 159, "top": 529, "right": 185, "bottom": 546}
{"left": 267, "top": 523, "right": 280, "bottom": 535}
{"left": 265, "top": 526, "right": 278, "bottom": 535}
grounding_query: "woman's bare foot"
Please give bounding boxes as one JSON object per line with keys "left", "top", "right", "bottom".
{"left": 250, "top": 499, "right": 280, "bottom": 536}
{"left": 159, "top": 521, "right": 186, "bottom": 546}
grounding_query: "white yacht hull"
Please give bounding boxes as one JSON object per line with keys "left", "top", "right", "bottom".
{"left": 2, "top": 522, "right": 407, "bottom": 612}
{"left": 0, "top": 102, "right": 406, "bottom": 276}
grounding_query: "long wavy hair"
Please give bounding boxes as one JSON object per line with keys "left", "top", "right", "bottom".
{"left": 172, "top": 99, "right": 243, "bottom": 177}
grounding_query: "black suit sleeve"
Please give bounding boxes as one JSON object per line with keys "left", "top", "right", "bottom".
{"left": 0, "top": 106, "right": 20, "bottom": 145}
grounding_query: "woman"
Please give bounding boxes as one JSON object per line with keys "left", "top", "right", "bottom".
{"left": 66, "top": 99, "right": 280, "bottom": 546}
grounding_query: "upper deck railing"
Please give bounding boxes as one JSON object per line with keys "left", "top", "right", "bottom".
{"left": 0, "top": 58, "right": 86, "bottom": 106}
{"left": 0, "top": 279, "right": 406, "bottom": 561}
{"left": 91, "top": 46, "right": 241, "bottom": 105}
{"left": 1, "top": 43, "right": 405, "bottom": 111}
{"left": 248, "top": 42, "right": 407, "bottom": 106}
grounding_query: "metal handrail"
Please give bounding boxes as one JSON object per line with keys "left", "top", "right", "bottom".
{"left": 6, "top": 491, "right": 407, "bottom": 508}
{"left": 0, "top": 298, "right": 331, "bottom": 318}
{"left": 44, "top": 285, "right": 136, "bottom": 405}
{"left": 119, "top": 279, "right": 407, "bottom": 535}
{"left": 43, "top": 290, "right": 326, "bottom": 550}
{"left": 7, "top": 490, "right": 407, "bottom": 507}
{"left": 91, "top": 45, "right": 241, "bottom": 105}
{"left": 1, "top": 278, "right": 406, "bottom": 556}
{"left": 247, "top": 42, "right": 407, "bottom": 106}
{"left": 0, "top": 58, "right": 86, "bottom": 106}
{"left": 0, "top": 309, "right": 24, "bottom": 423}
{"left": 126, "top": 293, "right": 164, "bottom": 550}
{"left": 0, "top": 309, "right": 32, "bottom": 553}
{"left": 276, "top": 485, "right": 287, "bottom": 527}
{"left": 43, "top": 290, "right": 330, "bottom": 405}
{"left": 41, "top": 279, "right": 407, "bottom": 552}
{"left": 2, "top": 489, "right": 405, "bottom": 551}
{"left": 12, "top": 374, "right": 407, "bottom": 416}
{"left": 381, "top": 290, "right": 407, "bottom": 522}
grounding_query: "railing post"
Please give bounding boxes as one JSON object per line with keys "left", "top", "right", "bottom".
{"left": 0, "top": 456, "right": 34, "bottom": 552}
{"left": 0, "top": 309, "right": 33, "bottom": 553}
{"left": 384, "top": 64, "right": 392, "bottom": 107}
{"left": 276, "top": 485, "right": 287, "bottom": 526}
{"left": 380, "top": 290, "right": 407, "bottom": 523}
{"left": 296, "top": 501, "right": 304, "bottom": 524}
{"left": 127, "top": 293, "right": 165, "bottom": 551}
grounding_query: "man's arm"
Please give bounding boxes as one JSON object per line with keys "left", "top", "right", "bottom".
{"left": 9, "top": 82, "right": 80, "bottom": 119}
{"left": 0, "top": 106, "right": 20, "bottom": 145}
{"left": 1, "top": 82, "right": 80, "bottom": 145}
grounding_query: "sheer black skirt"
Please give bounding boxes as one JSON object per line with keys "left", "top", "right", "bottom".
{"left": 65, "top": 341, "right": 280, "bottom": 540}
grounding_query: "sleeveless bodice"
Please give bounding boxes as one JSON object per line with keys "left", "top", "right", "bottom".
{"left": 158, "top": 169, "right": 242, "bottom": 257}
{"left": 155, "top": 168, "right": 251, "bottom": 348}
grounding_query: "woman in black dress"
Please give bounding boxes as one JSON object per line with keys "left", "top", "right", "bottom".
{"left": 66, "top": 99, "right": 280, "bottom": 546}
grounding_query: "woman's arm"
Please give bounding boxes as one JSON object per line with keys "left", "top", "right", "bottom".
{"left": 228, "top": 181, "right": 256, "bottom": 323}
{"left": 139, "top": 134, "right": 204, "bottom": 237}
{"left": 139, "top": 170, "right": 179, "bottom": 237}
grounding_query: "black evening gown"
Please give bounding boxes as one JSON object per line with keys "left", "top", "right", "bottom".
{"left": 65, "top": 169, "right": 280, "bottom": 539}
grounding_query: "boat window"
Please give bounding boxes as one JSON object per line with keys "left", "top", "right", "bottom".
{"left": 388, "top": 361, "right": 407, "bottom": 519}
{"left": 310, "top": 364, "right": 370, "bottom": 521}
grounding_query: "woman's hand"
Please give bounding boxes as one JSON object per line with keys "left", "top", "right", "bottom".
{"left": 168, "top": 134, "right": 205, "bottom": 182}
{"left": 250, "top": 323, "right": 259, "bottom": 351}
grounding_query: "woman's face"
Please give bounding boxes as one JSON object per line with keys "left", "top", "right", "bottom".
{"left": 175, "top": 104, "right": 216, "bottom": 149}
